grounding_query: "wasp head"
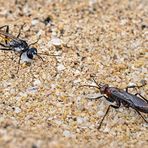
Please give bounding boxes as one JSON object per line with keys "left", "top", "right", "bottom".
{"left": 91, "top": 77, "right": 109, "bottom": 94}
{"left": 27, "top": 47, "right": 37, "bottom": 59}
{"left": 99, "top": 84, "right": 109, "bottom": 94}
{"left": 27, "top": 47, "right": 44, "bottom": 61}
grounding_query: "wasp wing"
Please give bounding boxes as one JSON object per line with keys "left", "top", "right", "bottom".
{"left": 0, "top": 30, "right": 21, "bottom": 43}
{"left": 112, "top": 89, "right": 148, "bottom": 106}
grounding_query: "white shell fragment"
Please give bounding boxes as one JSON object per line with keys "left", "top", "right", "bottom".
{"left": 31, "top": 19, "right": 39, "bottom": 26}
{"left": 63, "top": 130, "right": 71, "bottom": 137}
{"left": 127, "top": 82, "right": 136, "bottom": 87}
{"left": 26, "top": 87, "right": 38, "bottom": 93}
{"left": 77, "top": 117, "right": 86, "bottom": 124}
{"left": 50, "top": 37, "right": 62, "bottom": 46}
{"left": 33, "top": 79, "right": 41, "bottom": 86}
{"left": 14, "top": 107, "right": 21, "bottom": 113}
{"left": 57, "top": 64, "right": 65, "bottom": 71}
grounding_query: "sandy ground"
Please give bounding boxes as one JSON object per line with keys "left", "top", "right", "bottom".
{"left": 0, "top": 0, "right": 148, "bottom": 147}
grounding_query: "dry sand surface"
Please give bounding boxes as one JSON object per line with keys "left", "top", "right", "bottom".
{"left": 0, "top": 0, "right": 148, "bottom": 147}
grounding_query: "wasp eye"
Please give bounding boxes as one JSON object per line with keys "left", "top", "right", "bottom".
{"left": 27, "top": 52, "right": 33, "bottom": 59}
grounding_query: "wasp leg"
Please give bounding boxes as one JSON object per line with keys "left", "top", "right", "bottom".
{"left": 0, "top": 43, "right": 7, "bottom": 47}
{"left": 97, "top": 103, "right": 120, "bottom": 130}
{"left": 16, "top": 23, "right": 26, "bottom": 38}
{"left": 0, "top": 25, "right": 9, "bottom": 32}
{"left": 16, "top": 52, "right": 24, "bottom": 74}
{"left": 135, "top": 93, "right": 148, "bottom": 103}
{"left": 135, "top": 109, "right": 148, "bottom": 123}
{"left": 29, "top": 62, "right": 36, "bottom": 79}
{"left": 0, "top": 25, "right": 9, "bottom": 44}
{"left": 126, "top": 84, "right": 145, "bottom": 92}
{"left": 37, "top": 54, "right": 44, "bottom": 62}
{"left": 86, "top": 95, "right": 106, "bottom": 100}
{"left": 0, "top": 47, "right": 12, "bottom": 50}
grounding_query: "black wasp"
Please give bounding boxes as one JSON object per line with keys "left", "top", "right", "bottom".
{"left": 81, "top": 77, "right": 148, "bottom": 129}
{"left": 0, "top": 24, "right": 43, "bottom": 73}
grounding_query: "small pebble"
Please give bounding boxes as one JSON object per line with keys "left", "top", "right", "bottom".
{"left": 14, "top": 107, "right": 21, "bottom": 113}
{"left": 103, "top": 127, "right": 110, "bottom": 133}
{"left": 63, "top": 130, "right": 71, "bottom": 137}
{"left": 57, "top": 64, "right": 65, "bottom": 71}
{"left": 26, "top": 87, "right": 38, "bottom": 93}
{"left": 33, "top": 79, "right": 41, "bottom": 86}
{"left": 77, "top": 117, "right": 85, "bottom": 124}
{"left": 31, "top": 19, "right": 39, "bottom": 26}
{"left": 128, "top": 82, "right": 136, "bottom": 87}
{"left": 51, "top": 37, "right": 62, "bottom": 46}
{"left": 97, "top": 111, "right": 105, "bottom": 117}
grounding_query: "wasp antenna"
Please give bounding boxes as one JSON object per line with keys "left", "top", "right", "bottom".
{"left": 38, "top": 53, "right": 61, "bottom": 56}
{"left": 91, "top": 77, "right": 101, "bottom": 89}
{"left": 37, "top": 54, "right": 44, "bottom": 62}
{"left": 47, "top": 54, "right": 61, "bottom": 56}
{"left": 98, "top": 83, "right": 103, "bottom": 88}
{"left": 17, "top": 23, "right": 26, "bottom": 38}
{"left": 16, "top": 54, "right": 22, "bottom": 74}
{"left": 79, "top": 85, "right": 99, "bottom": 89}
